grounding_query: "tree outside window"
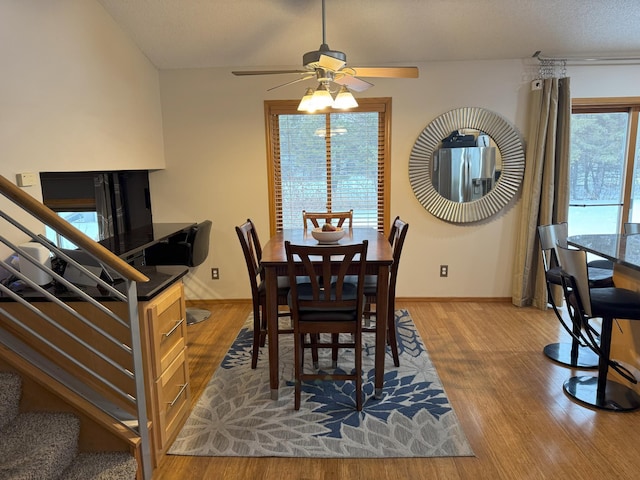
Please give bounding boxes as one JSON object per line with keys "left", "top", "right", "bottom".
{"left": 569, "top": 99, "right": 640, "bottom": 235}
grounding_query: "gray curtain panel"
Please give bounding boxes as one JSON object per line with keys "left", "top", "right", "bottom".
{"left": 511, "top": 77, "right": 570, "bottom": 308}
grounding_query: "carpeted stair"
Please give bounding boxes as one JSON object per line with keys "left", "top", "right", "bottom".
{"left": 0, "top": 371, "right": 138, "bottom": 479}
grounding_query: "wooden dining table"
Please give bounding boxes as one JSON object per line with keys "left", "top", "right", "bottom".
{"left": 261, "top": 228, "right": 394, "bottom": 400}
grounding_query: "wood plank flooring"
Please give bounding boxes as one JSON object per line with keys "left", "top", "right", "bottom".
{"left": 153, "top": 301, "right": 640, "bottom": 480}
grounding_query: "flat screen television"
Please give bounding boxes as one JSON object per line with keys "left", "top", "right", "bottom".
{"left": 40, "top": 170, "right": 153, "bottom": 251}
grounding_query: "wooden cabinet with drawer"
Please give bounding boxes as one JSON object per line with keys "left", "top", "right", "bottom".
{"left": 140, "top": 280, "right": 191, "bottom": 464}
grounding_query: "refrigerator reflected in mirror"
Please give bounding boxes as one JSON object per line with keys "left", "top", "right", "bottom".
{"left": 432, "top": 147, "right": 497, "bottom": 202}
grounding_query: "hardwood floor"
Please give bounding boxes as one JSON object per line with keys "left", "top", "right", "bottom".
{"left": 154, "top": 300, "right": 640, "bottom": 479}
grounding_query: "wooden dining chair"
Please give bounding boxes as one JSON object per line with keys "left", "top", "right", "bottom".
{"left": 363, "top": 216, "right": 409, "bottom": 367}
{"left": 235, "top": 219, "right": 291, "bottom": 369}
{"left": 301, "top": 209, "right": 354, "bottom": 362}
{"left": 302, "top": 209, "right": 353, "bottom": 230}
{"left": 285, "top": 240, "right": 368, "bottom": 411}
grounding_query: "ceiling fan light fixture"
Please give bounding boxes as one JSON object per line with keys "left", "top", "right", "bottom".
{"left": 332, "top": 86, "right": 358, "bottom": 109}
{"left": 232, "top": 0, "right": 419, "bottom": 94}
{"left": 309, "top": 83, "right": 334, "bottom": 110}
{"left": 297, "top": 87, "right": 316, "bottom": 112}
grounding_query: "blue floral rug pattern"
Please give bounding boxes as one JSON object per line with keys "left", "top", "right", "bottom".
{"left": 168, "top": 310, "right": 473, "bottom": 458}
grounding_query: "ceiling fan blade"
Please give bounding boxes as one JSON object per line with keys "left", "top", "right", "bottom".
{"left": 348, "top": 66, "right": 419, "bottom": 78}
{"left": 319, "top": 54, "right": 346, "bottom": 72}
{"left": 267, "top": 75, "right": 315, "bottom": 91}
{"left": 232, "top": 69, "right": 309, "bottom": 76}
{"left": 334, "top": 75, "right": 373, "bottom": 92}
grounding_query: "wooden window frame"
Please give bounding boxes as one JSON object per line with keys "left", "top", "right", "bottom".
{"left": 572, "top": 97, "right": 640, "bottom": 228}
{"left": 264, "top": 98, "right": 391, "bottom": 235}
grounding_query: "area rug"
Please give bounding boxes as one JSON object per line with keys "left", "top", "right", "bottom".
{"left": 168, "top": 309, "right": 473, "bottom": 458}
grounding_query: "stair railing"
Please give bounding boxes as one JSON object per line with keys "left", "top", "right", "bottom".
{"left": 0, "top": 174, "right": 153, "bottom": 480}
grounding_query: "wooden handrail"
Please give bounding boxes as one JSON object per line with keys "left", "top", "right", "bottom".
{"left": 0, "top": 175, "right": 148, "bottom": 283}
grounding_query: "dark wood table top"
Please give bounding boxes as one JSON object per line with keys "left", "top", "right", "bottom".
{"left": 568, "top": 233, "right": 640, "bottom": 271}
{"left": 261, "top": 228, "right": 393, "bottom": 266}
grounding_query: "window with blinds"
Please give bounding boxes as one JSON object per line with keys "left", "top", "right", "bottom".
{"left": 265, "top": 98, "right": 391, "bottom": 233}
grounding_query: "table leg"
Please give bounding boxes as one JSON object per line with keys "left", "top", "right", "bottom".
{"left": 374, "top": 265, "right": 390, "bottom": 399}
{"left": 265, "top": 266, "right": 280, "bottom": 400}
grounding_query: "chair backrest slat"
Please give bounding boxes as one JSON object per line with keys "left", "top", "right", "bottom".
{"left": 190, "top": 220, "right": 213, "bottom": 267}
{"left": 235, "top": 219, "right": 262, "bottom": 296}
{"left": 556, "top": 245, "right": 593, "bottom": 318}
{"left": 537, "top": 222, "right": 568, "bottom": 270}
{"left": 389, "top": 216, "right": 409, "bottom": 273}
{"left": 302, "top": 210, "right": 353, "bottom": 230}
{"left": 624, "top": 222, "right": 640, "bottom": 235}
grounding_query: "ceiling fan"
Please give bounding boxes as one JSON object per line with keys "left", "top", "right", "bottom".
{"left": 231, "top": 0, "right": 419, "bottom": 97}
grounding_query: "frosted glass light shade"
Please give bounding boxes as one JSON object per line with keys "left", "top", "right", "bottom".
{"left": 310, "top": 85, "right": 334, "bottom": 110}
{"left": 333, "top": 86, "right": 358, "bottom": 109}
{"left": 297, "top": 88, "right": 316, "bottom": 112}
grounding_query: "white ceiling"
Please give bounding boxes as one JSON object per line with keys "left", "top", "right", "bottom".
{"left": 97, "top": 0, "right": 640, "bottom": 70}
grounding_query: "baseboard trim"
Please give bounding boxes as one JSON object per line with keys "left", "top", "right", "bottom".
{"left": 396, "top": 297, "right": 511, "bottom": 303}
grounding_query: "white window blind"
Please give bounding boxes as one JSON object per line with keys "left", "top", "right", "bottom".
{"left": 265, "top": 99, "right": 390, "bottom": 233}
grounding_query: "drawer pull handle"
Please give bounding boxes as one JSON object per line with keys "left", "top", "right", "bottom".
{"left": 163, "top": 318, "right": 185, "bottom": 338}
{"left": 168, "top": 383, "right": 189, "bottom": 408}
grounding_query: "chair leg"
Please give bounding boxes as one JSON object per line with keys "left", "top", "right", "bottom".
{"left": 543, "top": 281, "right": 598, "bottom": 368}
{"left": 260, "top": 308, "right": 268, "bottom": 347}
{"left": 364, "top": 303, "right": 372, "bottom": 327}
{"left": 596, "top": 317, "right": 612, "bottom": 405}
{"left": 294, "top": 332, "right": 304, "bottom": 410}
{"left": 311, "top": 334, "right": 319, "bottom": 369}
{"left": 251, "top": 305, "right": 262, "bottom": 369}
{"left": 546, "top": 281, "right": 566, "bottom": 324}
{"left": 563, "top": 317, "right": 640, "bottom": 411}
{"left": 332, "top": 333, "right": 339, "bottom": 368}
{"left": 355, "top": 329, "right": 363, "bottom": 411}
{"left": 387, "top": 308, "right": 400, "bottom": 368}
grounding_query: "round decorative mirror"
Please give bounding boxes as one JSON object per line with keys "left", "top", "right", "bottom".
{"left": 409, "top": 107, "right": 525, "bottom": 223}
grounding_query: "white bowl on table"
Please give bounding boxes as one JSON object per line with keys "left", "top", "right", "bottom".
{"left": 311, "top": 227, "right": 345, "bottom": 244}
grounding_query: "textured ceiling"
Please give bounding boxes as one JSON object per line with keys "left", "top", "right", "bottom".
{"left": 97, "top": 0, "right": 640, "bottom": 70}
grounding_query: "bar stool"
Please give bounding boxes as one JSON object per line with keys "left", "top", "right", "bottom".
{"left": 537, "top": 223, "right": 613, "bottom": 367}
{"left": 623, "top": 222, "right": 640, "bottom": 235}
{"left": 556, "top": 245, "right": 640, "bottom": 411}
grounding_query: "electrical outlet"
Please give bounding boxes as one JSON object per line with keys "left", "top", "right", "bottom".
{"left": 440, "top": 265, "right": 448, "bottom": 277}
{"left": 211, "top": 267, "right": 219, "bottom": 280}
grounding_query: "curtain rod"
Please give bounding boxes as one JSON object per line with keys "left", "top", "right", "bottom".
{"left": 533, "top": 50, "right": 640, "bottom": 63}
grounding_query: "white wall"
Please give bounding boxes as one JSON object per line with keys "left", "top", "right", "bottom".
{"left": 0, "top": 1, "right": 165, "bottom": 254}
